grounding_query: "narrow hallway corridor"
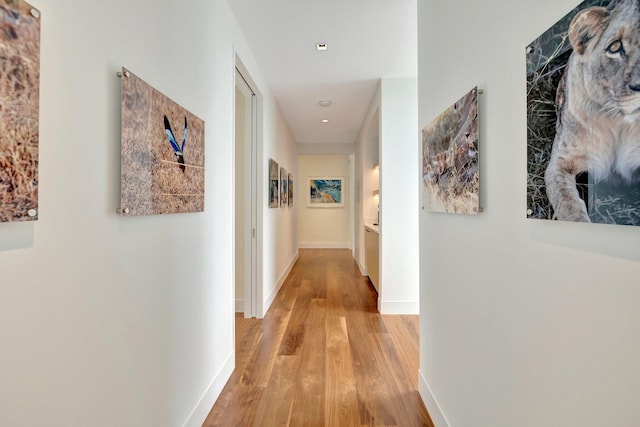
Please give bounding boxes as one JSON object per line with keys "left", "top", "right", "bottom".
{"left": 204, "top": 249, "right": 433, "bottom": 426}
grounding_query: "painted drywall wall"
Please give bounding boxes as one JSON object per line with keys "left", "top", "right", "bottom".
{"left": 297, "top": 143, "right": 355, "bottom": 155}
{"left": 379, "top": 78, "right": 419, "bottom": 314}
{"left": 419, "top": 1, "right": 640, "bottom": 426}
{"left": 0, "top": 0, "right": 298, "bottom": 425}
{"left": 260, "top": 99, "right": 299, "bottom": 314}
{"left": 354, "top": 90, "right": 380, "bottom": 273}
{"left": 298, "top": 155, "right": 351, "bottom": 248}
{"left": 235, "top": 85, "right": 246, "bottom": 311}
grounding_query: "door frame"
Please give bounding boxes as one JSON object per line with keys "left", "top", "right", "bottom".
{"left": 234, "top": 57, "right": 263, "bottom": 318}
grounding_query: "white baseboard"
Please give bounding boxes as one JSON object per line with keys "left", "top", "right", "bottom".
{"left": 354, "top": 257, "right": 367, "bottom": 276}
{"left": 262, "top": 251, "right": 299, "bottom": 316}
{"left": 418, "top": 369, "right": 451, "bottom": 427}
{"left": 298, "top": 242, "right": 350, "bottom": 249}
{"left": 379, "top": 300, "right": 419, "bottom": 315}
{"left": 182, "top": 351, "right": 235, "bottom": 427}
{"left": 235, "top": 299, "right": 244, "bottom": 313}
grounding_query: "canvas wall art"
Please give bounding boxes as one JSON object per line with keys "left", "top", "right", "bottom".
{"left": 422, "top": 86, "right": 479, "bottom": 215}
{"left": 280, "top": 167, "right": 288, "bottom": 207}
{"left": 0, "top": 1, "right": 40, "bottom": 222}
{"left": 120, "top": 67, "right": 205, "bottom": 216}
{"left": 527, "top": 0, "right": 640, "bottom": 226}
{"left": 308, "top": 177, "right": 343, "bottom": 207}
{"left": 269, "top": 158, "right": 279, "bottom": 208}
{"left": 288, "top": 173, "right": 293, "bottom": 207}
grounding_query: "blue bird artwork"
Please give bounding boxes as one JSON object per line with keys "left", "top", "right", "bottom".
{"left": 164, "top": 115, "right": 187, "bottom": 172}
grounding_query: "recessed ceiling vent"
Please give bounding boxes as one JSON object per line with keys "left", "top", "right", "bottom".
{"left": 318, "top": 100, "right": 332, "bottom": 107}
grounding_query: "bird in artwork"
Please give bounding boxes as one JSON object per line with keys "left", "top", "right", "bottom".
{"left": 163, "top": 115, "right": 187, "bottom": 172}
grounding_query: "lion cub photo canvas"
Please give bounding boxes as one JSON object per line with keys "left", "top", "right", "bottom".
{"left": 422, "top": 87, "right": 479, "bottom": 215}
{"left": 527, "top": 0, "right": 640, "bottom": 226}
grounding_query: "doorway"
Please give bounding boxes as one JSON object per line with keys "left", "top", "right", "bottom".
{"left": 235, "top": 67, "right": 258, "bottom": 318}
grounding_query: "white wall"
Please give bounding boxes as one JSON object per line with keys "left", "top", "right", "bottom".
{"left": 352, "top": 80, "right": 419, "bottom": 314}
{"left": 419, "top": 1, "right": 640, "bottom": 426}
{"left": 298, "top": 155, "right": 351, "bottom": 248}
{"left": 379, "top": 78, "right": 419, "bottom": 314}
{"left": 297, "top": 143, "right": 355, "bottom": 155}
{"left": 235, "top": 85, "right": 246, "bottom": 310}
{"left": 354, "top": 90, "right": 380, "bottom": 273}
{"left": 260, "top": 100, "right": 299, "bottom": 314}
{"left": 0, "top": 0, "right": 297, "bottom": 425}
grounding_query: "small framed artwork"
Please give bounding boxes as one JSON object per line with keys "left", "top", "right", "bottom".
{"left": 269, "top": 158, "right": 279, "bottom": 208}
{"left": 288, "top": 173, "right": 294, "bottom": 207}
{"left": 308, "top": 177, "right": 343, "bottom": 208}
{"left": 280, "top": 167, "right": 288, "bottom": 207}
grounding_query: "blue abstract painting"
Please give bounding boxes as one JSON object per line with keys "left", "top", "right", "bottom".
{"left": 309, "top": 177, "right": 343, "bottom": 207}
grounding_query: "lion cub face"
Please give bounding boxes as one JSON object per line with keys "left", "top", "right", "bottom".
{"left": 544, "top": 0, "right": 640, "bottom": 223}
{"left": 570, "top": 0, "right": 640, "bottom": 115}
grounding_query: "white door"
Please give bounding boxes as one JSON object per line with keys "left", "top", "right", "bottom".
{"left": 235, "top": 68, "right": 258, "bottom": 318}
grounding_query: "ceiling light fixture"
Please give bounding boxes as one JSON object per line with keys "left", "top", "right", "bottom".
{"left": 318, "top": 100, "right": 332, "bottom": 107}
{"left": 315, "top": 43, "right": 328, "bottom": 51}
{"left": 322, "top": 119, "right": 329, "bottom": 123}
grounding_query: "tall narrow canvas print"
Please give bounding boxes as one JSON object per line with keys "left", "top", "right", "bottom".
{"left": 527, "top": 0, "right": 640, "bottom": 226}
{"left": 0, "top": 1, "right": 40, "bottom": 222}
{"left": 269, "top": 158, "right": 279, "bottom": 208}
{"left": 288, "top": 173, "right": 293, "bottom": 207}
{"left": 422, "top": 87, "right": 479, "bottom": 215}
{"left": 280, "top": 167, "right": 288, "bottom": 207}
{"left": 120, "top": 68, "right": 205, "bottom": 216}
{"left": 308, "top": 177, "right": 343, "bottom": 207}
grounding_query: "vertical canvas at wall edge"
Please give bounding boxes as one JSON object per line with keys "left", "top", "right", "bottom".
{"left": 308, "top": 177, "right": 343, "bottom": 207}
{"left": 288, "top": 173, "right": 293, "bottom": 207}
{"left": 269, "top": 158, "right": 279, "bottom": 208}
{"left": 422, "top": 86, "right": 479, "bottom": 215}
{"left": 120, "top": 67, "right": 205, "bottom": 216}
{"left": 280, "top": 167, "right": 288, "bottom": 208}
{"left": 527, "top": 0, "right": 640, "bottom": 226}
{"left": 0, "top": 1, "right": 40, "bottom": 222}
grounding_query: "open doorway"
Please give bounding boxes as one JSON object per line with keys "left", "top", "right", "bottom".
{"left": 235, "top": 67, "right": 258, "bottom": 318}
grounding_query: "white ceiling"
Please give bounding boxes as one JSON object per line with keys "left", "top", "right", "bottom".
{"left": 227, "top": 0, "right": 417, "bottom": 145}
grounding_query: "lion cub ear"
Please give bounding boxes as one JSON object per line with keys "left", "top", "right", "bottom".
{"left": 568, "top": 7, "right": 608, "bottom": 54}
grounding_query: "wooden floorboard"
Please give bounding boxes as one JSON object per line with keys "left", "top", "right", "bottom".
{"left": 203, "top": 248, "right": 434, "bottom": 427}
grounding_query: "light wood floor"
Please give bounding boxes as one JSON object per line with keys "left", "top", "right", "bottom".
{"left": 203, "top": 249, "right": 433, "bottom": 427}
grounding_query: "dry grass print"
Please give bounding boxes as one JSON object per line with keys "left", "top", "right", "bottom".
{"left": 120, "top": 68, "right": 204, "bottom": 216}
{"left": 422, "top": 87, "right": 479, "bottom": 215}
{"left": 0, "top": 0, "right": 40, "bottom": 222}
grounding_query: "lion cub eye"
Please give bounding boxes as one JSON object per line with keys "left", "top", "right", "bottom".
{"left": 607, "top": 40, "right": 624, "bottom": 54}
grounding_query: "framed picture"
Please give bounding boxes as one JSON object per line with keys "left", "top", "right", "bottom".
{"left": 0, "top": 1, "right": 40, "bottom": 222}
{"left": 280, "top": 167, "right": 288, "bottom": 207}
{"left": 120, "top": 67, "right": 205, "bottom": 216}
{"left": 269, "top": 158, "right": 279, "bottom": 208}
{"left": 526, "top": 0, "right": 640, "bottom": 226}
{"left": 308, "top": 177, "right": 344, "bottom": 208}
{"left": 421, "top": 86, "right": 479, "bottom": 215}
{"left": 288, "top": 173, "right": 294, "bottom": 207}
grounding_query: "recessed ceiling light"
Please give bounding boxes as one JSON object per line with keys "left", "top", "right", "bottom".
{"left": 318, "top": 100, "right": 332, "bottom": 107}
{"left": 315, "top": 43, "right": 328, "bottom": 51}
{"left": 322, "top": 119, "right": 329, "bottom": 123}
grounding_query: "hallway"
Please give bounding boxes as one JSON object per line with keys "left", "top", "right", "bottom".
{"left": 204, "top": 249, "right": 433, "bottom": 426}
